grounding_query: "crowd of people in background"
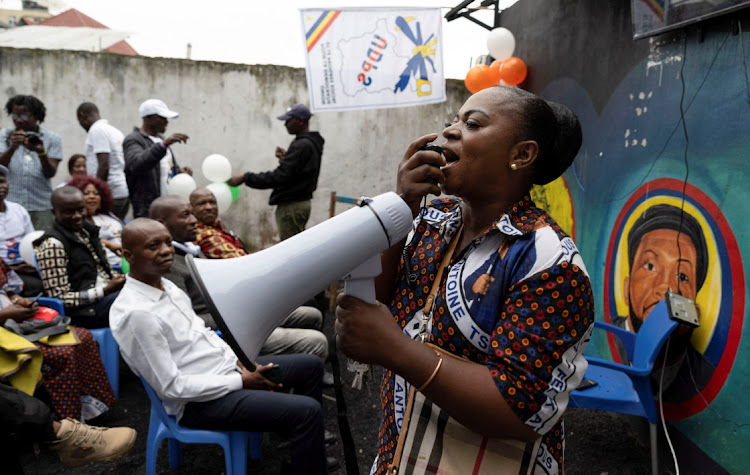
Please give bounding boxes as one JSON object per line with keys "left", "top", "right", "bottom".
{"left": 0, "top": 93, "right": 336, "bottom": 472}
{"left": 2, "top": 86, "right": 593, "bottom": 475}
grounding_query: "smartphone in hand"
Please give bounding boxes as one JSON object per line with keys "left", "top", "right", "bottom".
{"left": 264, "top": 364, "right": 283, "bottom": 384}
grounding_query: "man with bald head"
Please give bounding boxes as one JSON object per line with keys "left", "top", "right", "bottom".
{"left": 148, "top": 195, "right": 214, "bottom": 328}
{"left": 110, "top": 218, "right": 335, "bottom": 474}
{"left": 34, "top": 186, "right": 125, "bottom": 328}
{"left": 148, "top": 195, "right": 329, "bottom": 362}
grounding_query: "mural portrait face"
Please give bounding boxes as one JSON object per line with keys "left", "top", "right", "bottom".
{"left": 604, "top": 178, "right": 744, "bottom": 420}
{"left": 623, "top": 207, "right": 705, "bottom": 333}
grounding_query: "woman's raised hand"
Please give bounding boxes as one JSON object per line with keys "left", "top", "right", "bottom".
{"left": 397, "top": 133, "right": 446, "bottom": 217}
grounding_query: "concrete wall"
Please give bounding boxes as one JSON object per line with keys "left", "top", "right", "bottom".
{"left": 0, "top": 47, "right": 470, "bottom": 249}
{"left": 500, "top": 0, "right": 750, "bottom": 472}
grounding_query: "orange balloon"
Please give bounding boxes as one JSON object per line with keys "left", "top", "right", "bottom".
{"left": 464, "top": 65, "right": 498, "bottom": 94}
{"left": 489, "top": 59, "right": 504, "bottom": 84}
{"left": 497, "top": 57, "right": 527, "bottom": 86}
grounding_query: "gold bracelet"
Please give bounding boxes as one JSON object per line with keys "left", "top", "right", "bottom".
{"left": 416, "top": 353, "right": 443, "bottom": 392}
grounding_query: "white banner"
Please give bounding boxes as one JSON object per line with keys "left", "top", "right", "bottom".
{"left": 300, "top": 7, "right": 445, "bottom": 112}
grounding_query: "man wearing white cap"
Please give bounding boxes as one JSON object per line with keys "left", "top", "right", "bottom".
{"left": 123, "top": 99, "right": 192, "bottom": 218}
{"left": 228, "top": 103, "right": 324, "bottom": 241}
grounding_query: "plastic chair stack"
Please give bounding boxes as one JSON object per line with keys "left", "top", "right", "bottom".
{"left": 139, "top": 376, "right": 262, "bottom": 475}
{"left": 569, "top": 299, "right": 680, "bottom": 475}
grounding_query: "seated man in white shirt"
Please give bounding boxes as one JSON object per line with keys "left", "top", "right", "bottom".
{"left": 148, "top": 195, "right": 329, "bottom": 361}
{"left": 110, "top": 218, "right": 334, "bottom": 474}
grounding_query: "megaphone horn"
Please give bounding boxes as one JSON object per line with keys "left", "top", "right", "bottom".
{"left": 186, "top": 192, "right": 413, "bottom": 369}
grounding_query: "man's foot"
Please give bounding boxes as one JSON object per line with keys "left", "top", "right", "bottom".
{"left": 50, "top": 417, "right": 136, "bottom": 468}
{"left": 327, "top": 456, "right": 341, "bottom": 472}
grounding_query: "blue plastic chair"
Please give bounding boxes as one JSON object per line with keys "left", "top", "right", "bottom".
{"left": 37, "top": 297, "right": 120, "bottom": 398}
{"left": 569, "top": 300, "right": 679, "bottom": 475}
{"left": 139, "top": 376, "right": 262, "bottom": 475}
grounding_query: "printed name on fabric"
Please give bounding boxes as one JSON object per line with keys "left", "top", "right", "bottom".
{"left": 446, "top": 259, "right": 491, "bottom": 352}
{"left": 496, "top": 214, "right": 524, "bottom": 236}
{"left": 421, "top": 207, "right": 461, "bottom": 238}
{"left": 536, "top": 443, "right": 558, "bottom": 473}
{"left": 525, "top": 323, "right": 593, "bottom": 434}
{"left": 394, "top": 375, "right": 407, "bottom": 431}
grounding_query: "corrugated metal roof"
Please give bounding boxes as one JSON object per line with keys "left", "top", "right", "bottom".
{"left": 0, "top": 25, "right": 130, "bottom": 52}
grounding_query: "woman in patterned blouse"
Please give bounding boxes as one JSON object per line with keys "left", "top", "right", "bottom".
{"left": 336, "top": 86, "right": 595, "bottom": 474}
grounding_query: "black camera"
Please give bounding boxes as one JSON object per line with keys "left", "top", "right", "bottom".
{"left": 25, "top": 132, "right": 42, "bottom": 147}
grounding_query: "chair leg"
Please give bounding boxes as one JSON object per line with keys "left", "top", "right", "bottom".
{"left": 231, "top": 432, "right": 251, "bottom": 475}
{"left": 650, "top": 422, "right": 658, "bottom": 475}
{"left": 168, "top": 438, "right": 182, "bottom": 469}
{"left": 249, "top": 432, "right": 262, "bottom": 460}
{"left": 103, "top": 331, "right": 120, "bottom": 398}
{"left": 145, "top": 415, "right": 160, "bottom": 475}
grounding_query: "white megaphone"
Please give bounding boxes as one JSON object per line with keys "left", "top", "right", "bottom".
{"left": 186, "top": 192, "right": 413, "bottom": 369}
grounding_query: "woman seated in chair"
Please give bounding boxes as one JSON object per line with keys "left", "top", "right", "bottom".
{"left": 67, "top": 175, "right": 124, "bottom": 272}
{"left": 0, "top": 257, "right": 115, "bottom": 420}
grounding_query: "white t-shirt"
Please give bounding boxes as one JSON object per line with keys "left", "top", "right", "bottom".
{"left": 85, "top": 119, "right": 129, "bottom": 199}
{"left": 147, "top": 136, "right": 175, "bottom": 197}
{"left": 0, "top": 200, "right": 35, "bottom": 265}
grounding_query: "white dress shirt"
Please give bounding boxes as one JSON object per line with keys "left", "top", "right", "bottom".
{"left": 110, "top": 275, "right": 242, "bottom": 421}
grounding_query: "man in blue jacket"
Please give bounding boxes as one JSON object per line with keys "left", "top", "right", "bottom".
{"left": 228, "top": 104, "right": 324, "bottom": 241}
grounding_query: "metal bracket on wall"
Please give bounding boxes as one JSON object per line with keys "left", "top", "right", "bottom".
{"left": 444, "top": 0, "right": 502, "bottom": 31}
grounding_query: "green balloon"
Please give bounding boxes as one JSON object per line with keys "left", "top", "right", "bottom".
{"left": 120, "top": 257, "right": 130, "bottom": 274}
{"left": 229, "top": 184, "right": 241, "bottom": 202}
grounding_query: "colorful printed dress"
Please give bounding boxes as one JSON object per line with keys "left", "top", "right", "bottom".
{"left": 374, "top": 196, "right": 595, "bottom": 475}
{"left": 0, "top": 259, "right": 115, "bottom": 420}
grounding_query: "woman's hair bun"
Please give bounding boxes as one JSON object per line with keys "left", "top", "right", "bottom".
{"left": 532, "top": 101, "right": 582, "bottom": 186}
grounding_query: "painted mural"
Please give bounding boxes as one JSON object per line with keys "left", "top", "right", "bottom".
{"left": 539, "top": 30, "right": 749, "bottom": 473}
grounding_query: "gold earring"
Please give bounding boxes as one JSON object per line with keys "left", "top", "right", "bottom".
{"left": 510, "top": 163, "right": 518, "bottom": 170}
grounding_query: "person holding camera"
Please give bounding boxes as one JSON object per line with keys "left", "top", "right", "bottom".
{"left": 0, "top": 95, "right": 62, "bottom": 231}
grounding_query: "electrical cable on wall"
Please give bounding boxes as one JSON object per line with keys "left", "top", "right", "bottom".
{"left": 659, "top": 338, "right": 680, "bottom": 475}
{"left": 609, "top": 30, "right": 731, "bottom": 203}
{"left": 661, "top": 28, "right": 750, "bottom": 454}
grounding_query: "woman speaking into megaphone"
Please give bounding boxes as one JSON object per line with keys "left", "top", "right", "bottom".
{"left": 335, "top": 86, "right": 594, "bottom": 475}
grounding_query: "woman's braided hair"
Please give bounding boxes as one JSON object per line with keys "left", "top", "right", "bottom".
{"left": 495, "top": 86, "right": 582, "bottom": 186}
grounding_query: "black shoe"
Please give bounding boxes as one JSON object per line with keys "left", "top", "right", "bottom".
{"left": 324, "top": 430, "right": 337, "bottom": 446}
{"left": 327, "top": 456, "right": 341, "bottom": 472}
{"left": 323, "top": 371, "right": 335, "bottom": 387}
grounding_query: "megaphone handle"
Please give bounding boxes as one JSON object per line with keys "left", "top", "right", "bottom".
{"left": 343, "top": 278, "right": 377, "bottom": 304}
{"left": 342, "top": 255, "right": 381, "bottom": 304}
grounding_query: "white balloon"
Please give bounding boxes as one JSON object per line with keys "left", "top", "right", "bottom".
{"left": 202, "top": 154, "right": 233, "bottom": 183}
{"left": 206, "top": 182, "right": 233, "bottom": 215}
{"left": 487, "top": 27, "right": 515, "bottom": 61}
{"left": 167, "top": 173, "right": 197, "bottom": 199}
{"left": 19, "top": 230, "right": 45, "bottom": 265}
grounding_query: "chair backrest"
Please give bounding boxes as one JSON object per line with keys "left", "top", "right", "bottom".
{"left": 631, "top": 300, "right": 680, "bottom": 370}
{"left": 37, "top": 297, "right": 64, "bottom": 315}
{"left": 139, "top": 376, "right": 180, "bottom": 431}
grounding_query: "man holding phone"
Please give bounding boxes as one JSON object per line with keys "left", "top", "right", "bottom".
{"left": 110, "top": 218, "right": 338, "bottom": 474}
